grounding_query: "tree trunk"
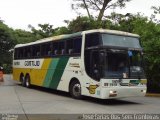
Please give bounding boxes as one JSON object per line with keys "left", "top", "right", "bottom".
{"left": 97, "top": 0, "right": 111, "bottom": 21}
{"left": 83, "top": 0, "right": 92, "bottom": 20}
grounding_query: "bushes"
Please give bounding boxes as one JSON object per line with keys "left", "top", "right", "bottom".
{"left": 2, "top": 64, "right": 12, "bottom": 74}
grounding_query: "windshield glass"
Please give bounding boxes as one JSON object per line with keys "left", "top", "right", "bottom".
{"left": 102, "top": 34, "right": 141, "bottom": 49}
{"left": 101, "top": 49, "right": 145, "bottom": 79}
{"left": 102, "top": 50, "right": 128, "bottom": 79}
{"left": 129, "top": 51, "right": 145, "bottom": 78}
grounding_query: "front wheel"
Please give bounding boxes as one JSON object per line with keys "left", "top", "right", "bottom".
{"left": 70, "top": 81, "right": 82, "bottom": 99}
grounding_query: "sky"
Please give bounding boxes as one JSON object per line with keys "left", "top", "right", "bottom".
{"left": 0, "top": 0, "right": 160, "bottom": 31}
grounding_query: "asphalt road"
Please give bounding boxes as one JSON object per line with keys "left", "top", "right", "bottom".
{"left": 0, "top": 75, "right": 160, "bottom": 120}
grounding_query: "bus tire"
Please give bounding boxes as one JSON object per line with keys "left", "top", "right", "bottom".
{"left": 25, "top": 75, "right": 31, "bottom": 88}
{"left": 70, "top": 80, "right": 82, "bottom": 99}
{"left": 20, "top": 74, "right": 25, "bottom": 87}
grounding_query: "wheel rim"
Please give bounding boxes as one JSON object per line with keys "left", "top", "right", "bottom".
{"left": 26, "top": 77, "right": 30, "bottom": 87}
{"left": 21, "top": 76, "right": 24, "bottom": 82}
{"left": 21, "top": 76, "right": 25, "bottom": 86}
{"left": 72, "top": 83, "right": 81, "bottom": 97}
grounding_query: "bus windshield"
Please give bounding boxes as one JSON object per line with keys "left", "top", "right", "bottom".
{"left": 101, "top": 49, "right": 145, "bottom": 79}
{"left": 101, "top": 34, "right": 141, "bottom": 49}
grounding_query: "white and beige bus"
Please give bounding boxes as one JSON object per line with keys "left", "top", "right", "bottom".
{"left": 13, "top": 29, "right": 147, "bottom": 99}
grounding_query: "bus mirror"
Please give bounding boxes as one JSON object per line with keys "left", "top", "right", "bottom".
{"left": 128, "top": 50, "right": 133, "bottom": 57}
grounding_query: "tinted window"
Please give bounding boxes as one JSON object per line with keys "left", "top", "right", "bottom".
{"left": 85, "top": 33, "right": 101, "bottom": 48}
{"left": 59, "top": 41, "right": 65, "bottom": 55}
{"left": 14, "top": 48, "right": 18, "bottom": 59}
{"left": 15, "top": 47, "right": 23, "bottom": 59}
{"left": 66, "top": 37, "right": 82, "bottom": 55}
{"left": 24, "top": 46, "right": 32, "bottom": 58}
{"left": 32, "top": 45, "right": 41, "bottom": 57}
{"left": 41, "top": 43, "right": 52, "bottom": 57}
{"left": 102, "top": 34, "right": 141, "bottom": 48}
{"left": 66, "top": 39, "right": 74, "bottom": 54}
{"left": 53, "top": 42, "right": 59, "bottom": 55}
{"left": 52, "top": 41, "right": 65, "bottom": 55}
{"left": 14, "top": 36, "right": 82, "bottom": 59}
{"left": 74, "top": 37, "right": 82, "bottom": 54}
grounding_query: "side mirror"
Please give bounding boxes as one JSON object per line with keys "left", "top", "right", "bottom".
{"left": 128, "top": 50, "right": 133, "bottom": 57}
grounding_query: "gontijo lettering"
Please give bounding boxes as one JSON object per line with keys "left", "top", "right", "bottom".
{"left": 24, "top": 61, "right": 40, "bottom": 66}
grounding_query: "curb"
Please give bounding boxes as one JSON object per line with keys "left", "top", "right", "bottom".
{"left": 145, "top": 93, "right": 160, "bottom": 97}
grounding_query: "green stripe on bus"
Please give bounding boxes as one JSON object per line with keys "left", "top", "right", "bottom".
{"left": 43, "top": 58, "right": 59, "bottom": 87}
{"left": 49, "top": 57, "right": 69, "bottom": 89}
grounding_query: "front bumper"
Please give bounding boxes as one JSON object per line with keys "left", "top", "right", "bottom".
{"left": 100, "top": 86, "right": 147, "bottom": 99}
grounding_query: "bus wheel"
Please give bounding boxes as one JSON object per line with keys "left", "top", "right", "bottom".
{"left": 25, "top": 75, "right": 31, "bottom": 88}
{"left": 20, "top": 75, "right": 25, "bottom": 87}
{"left": 70, "top": 81, "right": 82, "bottom": 99}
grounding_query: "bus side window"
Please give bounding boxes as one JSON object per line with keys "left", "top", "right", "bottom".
{"left": 37, "top": 52, "right": 40, "bottom": 57}
{"left": 85, "top": 33, "right": 100, "bottom": 48}
{"left": 48, "top": 51, "right": 51, "bottom": 56}
{"left": 24, "top": 46, "right": 31, "bottom": 59}
{"left": 14, "top": 48, "right": 18, "bottom": 59}
{"left": 53, "top": 42, "right": 59, "bottom": 56}
{"left": 54, "top": 50, "right": 58, "bottom": 55}
{"left": 46, "top": 43, "right": 52, "bottom": 56}
{"left": 27, "top": 52, "right": 31, "bottom": 57}
{"left": 66, "top": 39, "right": 74, "bottom": 55}
{"left": 74, "top": 37, "right": 82, "bottom": 54}
{"left": 61, "top": 49, "right": 65, "bottom": 55}
{"left": 18, "top": 48, "right": 23, "bottom": 59}
{"left": 32, "top": 45, "right": 40, "bottom": 58}
{"left": 59, "top": 41, "right": 65, "bottom": 55}
{"left": 69, "top": 49, "right": 74, "bottom": 54}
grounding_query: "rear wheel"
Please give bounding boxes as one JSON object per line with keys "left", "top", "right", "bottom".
{"left": 25, "top": 75, "right": 31, "bottom": 88}
{"left": 20, "top": 74, "right": 25, "bottom": 87}
{"left": 70, "top": 81, "right": 82, "bottom": 99}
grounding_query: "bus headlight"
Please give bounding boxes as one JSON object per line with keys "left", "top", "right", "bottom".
{"left": 109, "top": 90, "right": 117, "bottom": 97}
{"left": 109, "top": 90, "right": 114, "bottom": 94}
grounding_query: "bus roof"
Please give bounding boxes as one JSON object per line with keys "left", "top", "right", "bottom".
{"left": 15, "top": 29, "right": 139, "bottom": 48}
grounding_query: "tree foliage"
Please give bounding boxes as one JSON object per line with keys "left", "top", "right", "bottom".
{"left": 151, "top": 6, "right": 160, "bottom": 23}
{"left": 0, "top": 21, "right": 16, "bottom": 71}
{"left": 28, "top": 23, "right": 55, "bottom": 39}
{"left": 71, "top": 0, "right": 131, "bottom": 21}
{"left": 13, "top": 29, "right": 37, "bottom": 44}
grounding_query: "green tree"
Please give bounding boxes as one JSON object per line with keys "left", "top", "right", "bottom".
{"left": 54, "top": 27, "right": 71, "bottom": 35}
{"left": 151, "top": 6, "right": 160, "bottom": 23}
{"left": 28, "top": 23, "right": 55, "bottom": 38}
{"left": 0, "top": 21, "right": 16, "bottom": 72}
{"left": 68, "top": 16, "right": 95, "bottom": 32}
{"left": 13, "top": 29, "right": 37, "bottom": 44}
{"left": 71, "top": 0, "right": 131, "bottom": 21}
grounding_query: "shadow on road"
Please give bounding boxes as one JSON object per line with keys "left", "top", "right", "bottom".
{"left": 83, "top": 97, "right": 140, "bottom": 106}
{"left": 18, "top": 84, "right": 140, "bottom": 106}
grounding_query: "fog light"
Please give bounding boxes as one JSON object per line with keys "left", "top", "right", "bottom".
{"left": 141, "top": 90, "right": 146, "bottom": 93}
